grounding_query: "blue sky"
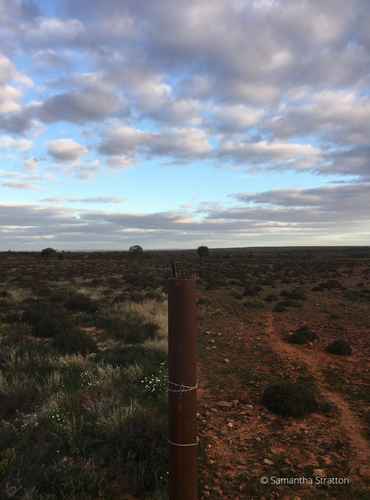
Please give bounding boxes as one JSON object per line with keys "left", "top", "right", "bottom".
{"left": 0, "top": 0, "right": 369, "bottom": 250}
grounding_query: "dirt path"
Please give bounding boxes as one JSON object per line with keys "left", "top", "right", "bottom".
{"left": 265, "top": 311, "right": 370, "bottom": 478}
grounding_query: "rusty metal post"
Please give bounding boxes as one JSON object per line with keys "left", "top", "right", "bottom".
{"left": 168, "top": 277, "right": 197, "bottom": 500}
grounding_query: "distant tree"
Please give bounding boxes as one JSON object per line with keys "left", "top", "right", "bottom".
{"left": 129, "top": 245, "right": 143, "bottom": 258}
{"left": 40, "top": 247, "right": 57, "bottom": 260}
{"left": 197, "top": 246, "right": 209, "bottom": 263}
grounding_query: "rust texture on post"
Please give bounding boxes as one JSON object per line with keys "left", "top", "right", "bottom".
{"left": 168, "top": 277, "right": 197, "bottom": 500}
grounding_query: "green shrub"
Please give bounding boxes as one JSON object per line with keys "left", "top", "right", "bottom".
{"left": 1, "top": 439, "right": 103, "bottom": 499}
{"left": 22, "top": 302, "right": 69, "bottom": 327}
{"left": 325, "top": 339, "right": 352, "bottom": 356}
{"left": 318, "top": 400, "right": 338, "bottom": 414}
{"left": 228, "top": 290, "right": 243, "bottom": 299}
{"left": 243, "top": 286, "right": 259, "bottom": 297}
{"left": 33, "top": 316, "right": 76, "bottom": 338}
{"left": 280, "top": 299, "right": 303, "bottom": 308}
{"left": 261, "top": 381, "right": 317, "bottom": 417}
{"left": 329, "top": 313, "right": 340, "bottom": 319}
{"left": 49, "top": 290, "right": 75, "bottom": 304}
{"left": 243, "top": 299, "right": 264, "bottom": 309}
{"left": 288, "top": 326, "right": 317, "bottom": 345}
{"left": 114, "top": 408, "right": 168, "bottom": 494}
{"left": 273, "top": 304, "right": 287, "bottom": 313}
{"left": 0, "top": 300, "right": 12, "bottom": 313}
{"left": 107, "top": 319, "right": 159, "bottom": 344}
{"left": 0, "top": 377, "right": 40, "bottom": 419}
{"left": 286, "top": 291, "right": 307, "bottom": 301}
{"left": 197, "top": 298, "right": 211, "bottom": 306}
{"left": 312, "top": 286, "right": 324, "bottom": 292}
{"left": 51, "top": 328, "right": 98, "bottom": 355}
{"left": 64, "top": 293, "right": 99, "bottom": 312}
{"left": 344, "top": 290, "right": 362, "bottom": 301}
{"left": 261, "top": 278, "right": 274, "bottom": 286}
{"left": 265, "top": 294, "right": 278, "bottom": 302}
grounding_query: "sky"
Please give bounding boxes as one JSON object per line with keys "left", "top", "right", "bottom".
{"left": 0, "top": 0, "right": 369, "bottom": 251}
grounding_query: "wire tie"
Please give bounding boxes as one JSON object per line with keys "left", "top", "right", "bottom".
{"left": 167, "top": 380, "right": 198, "bottom": 393}
{"left": 167, "top": 439, "right": 198, "bottom": 447}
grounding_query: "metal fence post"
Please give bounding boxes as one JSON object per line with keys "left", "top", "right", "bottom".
{"left": 168, "top": 277, "right": 197, "bottom": 500}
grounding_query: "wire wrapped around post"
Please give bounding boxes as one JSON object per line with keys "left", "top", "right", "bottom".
{"left": 168, "top": 277, "right": 197, "bottom": 500}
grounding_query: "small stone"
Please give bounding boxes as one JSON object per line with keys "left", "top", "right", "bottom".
{"left": 281, "top": 467, "right": 290, "bottom": 475}
{"left": 313, "top": 469, "right": 326, "bottom": 478}
{"left": 224, "top": 358, "right": 230, "bottom": 363}
{"left": 227, "top": 422, "right": 234, "bottom": 428}
{"left": 263, "top": 459, "right": 275, "bottom": 466}
{"left": 217, "top": 401, "right": 233, "bottom": 407}
{"left": 203, "top": 490, "right": 211, "bottom": 496}
{"left": 238, "top": 483, "right": 247, "bottom": 492}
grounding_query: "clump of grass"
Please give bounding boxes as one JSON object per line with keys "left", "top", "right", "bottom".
{"left": 0, "top": 376, "right": 40, "bottom": 419}
{"left": 51, "top": 328, "right": 98, "bottom": 355}
{"left": 318, "top": 400, "right": 338, "bottom": 414}
{"left": 115, "top": 407, "right": 168, "bottom": 494}
{"left": 261, "top": 381, "right": 318, "bottom": 417}
{"left": 325, "top": 339, "right": 352, "bottom": 356}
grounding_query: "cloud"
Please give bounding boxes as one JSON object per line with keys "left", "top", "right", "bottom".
{"left": 1, "top": 181, "right": 45, "bottom": 190}
{"left": 23, "top": 158, "right": 38, "bottom": 172}
{"left": 207, "top": 103, "right": 265, "bottom": 132}
{"left": 0, "top": 84, "right": 23, "bottom": 113}
{"left": 226, "top": 182, "right": 370, "bottom": 223}
{"left": 99, "top": 125, "right": 211, "bottom": 160}
{"left": 219, "top": 140, "right": 320, "bottom": 171}
{"left": 65, "top": 196, "right": 126, "bottom": 203}
{"left": 0, "top": 136, "right": 33, "bottom": 152}
{"left": 33, "top": 87, "right": 129, "bottom": 124}
{"left": 45, "top": 138, "right": 88, "bottom": 161}
{"left": 1, "top": 187, "right": 368, "bottom": 250}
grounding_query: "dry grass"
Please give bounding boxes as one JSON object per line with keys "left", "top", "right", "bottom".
{"left": 111, "top": 299, "right": 168, "bottom": 338}
{"left": 143, "top": 338, "right": 168, "bottom": 353}
{"left": 8, "top": 288, "right": 34, "bottom": 302}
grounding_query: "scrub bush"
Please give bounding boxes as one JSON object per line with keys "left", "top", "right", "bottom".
{"left": 261, "top": 381, "right": 317, "bottom": 417}
{"left": 288, "top": 326, "right": 317, "bottom": 345}
{"left": 51, "top": 328, "right": 98, "bottom": 355}
{"left": 325, "top": 339, "right": 352, "bottom": 356}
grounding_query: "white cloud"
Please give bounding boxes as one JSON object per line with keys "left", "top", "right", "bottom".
{"left": 16, "top": 139, "right": 33, "bottom": 151}
{"left": 2, "top": 181, "right": 45, "bottom": 190}
{"left": 220, "top": 140, "right": 320, "bottom": 171}
{"left": 45, "top": 138, "right": 89, "bottom": 161}
{"left": 99, "top": 125, "right": 211, "bottom": 159}
{"left": 65, "top": 196, "right": 126, "bottom": 203}
{"left": 0, "top": 84, "right": 23, "bottom": 113}
{"left": 23, "top": 158, "right": 38, "bottom": 172}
